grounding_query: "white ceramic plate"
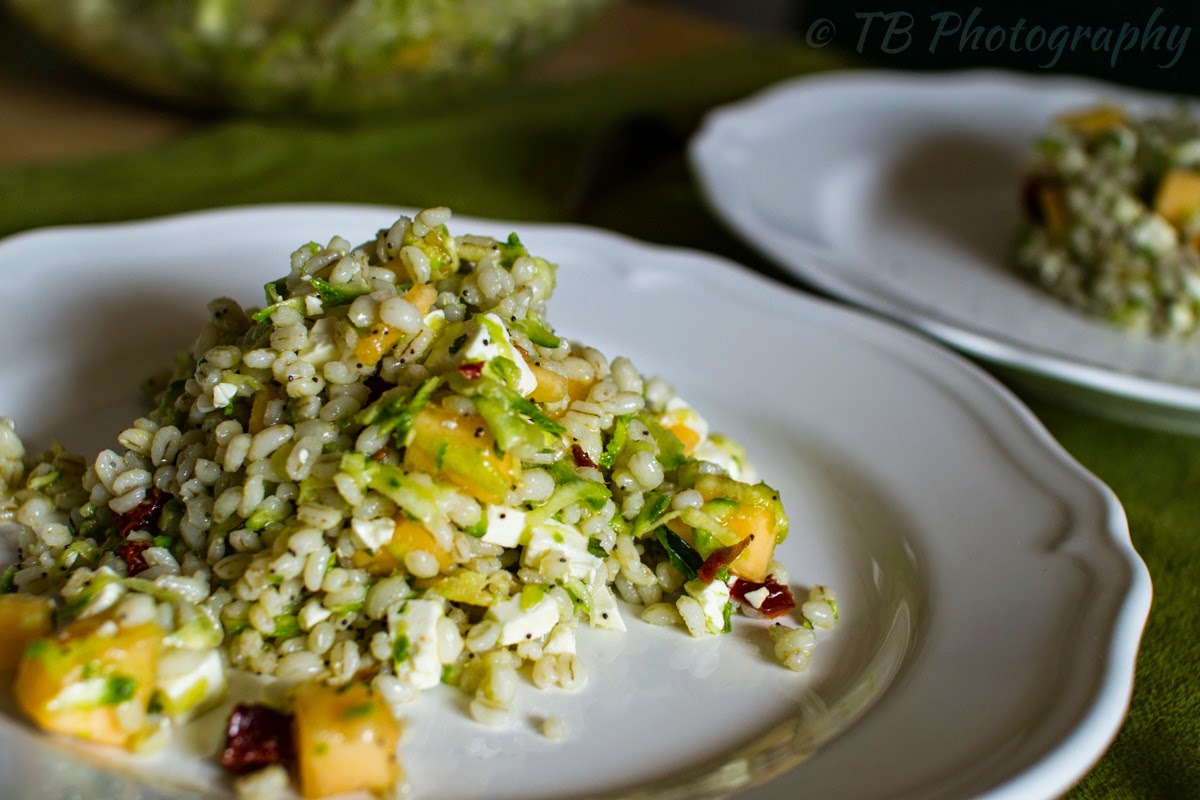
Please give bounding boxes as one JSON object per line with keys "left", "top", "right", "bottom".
{"left": 690, "top": 69, "right": 1200, "bottom": 432}
{"left": 0, "top": 206, "right": 1149, "bottom": 799}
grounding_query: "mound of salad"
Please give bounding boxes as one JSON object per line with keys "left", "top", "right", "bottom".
{"left": 0, "top": 208, "right": 836, "bottom": 799}
{"left": 1017, "top": 103, "right": 1200, "bottom": 335}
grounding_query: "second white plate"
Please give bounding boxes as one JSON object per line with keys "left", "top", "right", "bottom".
{"left": 690, "top": 69, "right": 1200, "bottom": 432}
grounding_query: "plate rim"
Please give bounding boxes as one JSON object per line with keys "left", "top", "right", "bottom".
{"left": 0, "top": 204, "right": 1152, "bottom": 799}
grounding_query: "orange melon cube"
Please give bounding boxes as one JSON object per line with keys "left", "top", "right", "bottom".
{"left": 0, "top": 594, "right": 54, "bottom": 670}
{"left": 294, "top": 682, "right": 402, "bottom": 799}
{"left": 14, "top": 615, "right": 162, "bottom": 749}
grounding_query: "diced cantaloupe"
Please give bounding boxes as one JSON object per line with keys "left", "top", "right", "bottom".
{"left": 566, "top": 378, "right": 593, "bottom": 403}
{"left": 1155, "top": 168, "right": 1200, "bottom": 228}
{"left": 14, "top": 615, "right": 162, "bottom": 748}
{"left": 293, "top": 681, "right": 402, "bottom": 800}
{"left": 687, "top": 475, "right": 787, "bottom": 583}
{"left": 354, "top": 324, "right": 406, "bottom": 368}
{"left": 1037, "top": 182, "right": 1070, "bottom": 237}
{"left": 354, "top": 285, "right": 439, "bottom": 368}
{"left": 1056, "top": 105, "right": 1127, "bottom": 136}
{"left": 665, "top": 423, "right": 702, "bottom": 456}
{"left": 724, "top": 504, "right": 777, "bottom": 583}
{"left": 666, "top": 517, "right": 692, "bottom": 544}
{"left": 528, "top": 363, "right": 567, "bottom": 404}
{"left": 665, "top": 502, "right": 776, "bottom": 582}
{"left": 0, "top": 594, "right": 54, "bottom": 670}
{"left": 403, "top": 405, "right": 516, "bottom": 505}
{"left": 403, "top": 283, "right": 438, "bottom": 315}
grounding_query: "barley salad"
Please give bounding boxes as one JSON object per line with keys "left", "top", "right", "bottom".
{"left": 1016, "top": 104, "right": 1200, "bottom": 336}
{"left": 0, "top": 208, "right": 836, "bottom": 799}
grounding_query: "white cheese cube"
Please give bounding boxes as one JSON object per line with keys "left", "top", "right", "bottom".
{"left": 692, "top": 436, "right": 758, "bottom": 483}
{"left": 155, "top": 648, "right": 227, "bottom": 719}
{"left": 1133, "top": 215, "right": 1177, "bottom": 255}
{"left": 79, "top": 581, "right": 125, "bottom": 619}
{"left": 684, "top": 579, "right": 732, "bottom": 635}
{"left": 470, "top": 314, "right": 538, "bottom": 397}
{"left": 47, "top": 677, "right": 109, "bottom": 711}
{"left": 743, "top": 586, "right": 770, "bottom": 610}
{"left": 425, "top": 313, "right": 537, "bottom": 397}
{"left": 298, "top": 599, "right": 332, "bottom": 630}
{"left": 589, "top": 583, "right": 625, "bottom": 632}
{"left": 458, "top": 323, "right": 501, "bottom": 363}
{"left": 488, "top": 594, "right": 561, "bottom": 646}
{"left": 522, "top": 519, "right": 599, "bottom": 581}
{"left": 544, "top": 624, "right": 576, "bottom": 655}
{"left": 297, "top": 317, "right": 339, "bottom": 368}
{"left": 350, "top": 517, "right": 395, "bottom": 553}
{"left": 480, "top": 504, "right": 527, "bottom": 548}
{"left": 392, "top": 599, "right": 444, "bottom": 690}
{"left": 212, "top": 382, "right": 238, "bottom": 410}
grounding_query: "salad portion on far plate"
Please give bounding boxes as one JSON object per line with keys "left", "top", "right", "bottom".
{"left": 690, "top": 69, "right": 1200, "bottom": 432}
{"left": 0, "top": 206, "right": 1149, "bottom": 800}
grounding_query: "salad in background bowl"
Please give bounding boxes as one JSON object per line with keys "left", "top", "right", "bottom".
{"left": 1017, "top": 103, "right": 1200, "bottom": 336}
{"left": 6, "top": 0, "right": 612, "bottom": 114}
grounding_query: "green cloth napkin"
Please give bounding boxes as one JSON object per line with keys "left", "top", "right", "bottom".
{"left": 1, "top": 39, "right": 1195, "bottom": 799}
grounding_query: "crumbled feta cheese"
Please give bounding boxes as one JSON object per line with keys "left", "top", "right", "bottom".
{"left": 692, "top": 436, "right": 757, "bottom": 483}
{"left": 1175, "top": 138, "right": 1200, "bottom": 167}
{"left": 47, "top": 677, "right": 110, "bottom": 711}
{"left": 155, "top": 648, "right": 226, "bottom": 719}
{"left": 743, "top": 586, "right": 770, "bottom": 610}
{"left": 481, "top": 504, "right": 526, "bottom": 548}
{"left": 523, "top": 519, "right": 598, "bottom": 581}
{"left": 297, "top": 317, "right": 338, "bottom": 367}
{"left": 79, "top": 581, "right": 125, "bottom": 619}
{"left": 392, "top": 599, "right": 445, "bottom": 689}
{"left": 1112, "top": 194, "right": 1141, "bottom": 225}
{"left": 684, "top": 579, "right": 731, "bottom": 635}
{"left": 234, "top": 765, "right": 290, "bottom": 800}
{"left": 540, "top": 715, "right": 566, "bottom": 741}
{"left": 543, "top": 624, "right": 576, "bottom": 655}
{"left": 589, "top": 583, "right": 625, "bottom": 631}
{"left": 299, "top": 598, "right": 332, "bottom": 630}
{"left": 471, "top": 314, "right": 537, "bottom": 397}
{"left": 488, "top": 594, "right": 561, "bottom": 646}
{"left": 350, "top": 517, "right": 395, "bottom": 553}
{"left": 1170, "top": 302, "right": 1194, "bottom": 333}
{"left": 304, "top": 295, "right": 324, "bottom": 316}
{"left": 212, "top": 382, "right": 238, "bottom": 409}
{"left": 1132, "top": 215, "right": 1178, "bottom": 255}
{"left": 425, "top": 313, "right": 537, "bottom": 396}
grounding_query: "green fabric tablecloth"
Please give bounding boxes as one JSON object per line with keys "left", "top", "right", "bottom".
{"left": 2, "top": 41, "right": 1196, "bottom": 799}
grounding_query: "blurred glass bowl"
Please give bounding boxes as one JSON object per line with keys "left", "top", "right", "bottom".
{"left": 8, "top": 0, "right": 613, "bottom": 114}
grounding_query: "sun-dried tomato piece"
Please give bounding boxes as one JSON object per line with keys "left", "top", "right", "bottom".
{"left": 117, "top": 540, "right": 151, "bottom": 577}
{"left": 695, "top": 537, "right": 750, "bottom": 584}
{"left": 571, "top": 443, "right": 598, "bottom": 469}
{"left": 219, "top": 704, "right": 295, "bottom": 774}
{"left": 115, "top": 488, "right": 168, "bottom": 537}
{"left": 730, "top": 575, "right": 797, "bottom": 620}
{"left": 456, "top": 361, "right": 485, "bottom": 380}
